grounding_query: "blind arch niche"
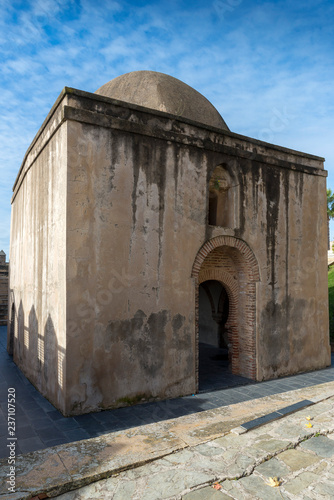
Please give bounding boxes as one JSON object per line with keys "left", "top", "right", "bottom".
{"left": 208, "top": 164, "right": 239, "bottom": 228}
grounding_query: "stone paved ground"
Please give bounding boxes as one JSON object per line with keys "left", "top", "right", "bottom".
{"left": 1, "top": 321, "right": 334, "bottom": 500}
{"left": 1, "top": 325, "right": 334, "bottom": 459}
{"left": 51, "top": 395, "right": 334, "bottom": 500}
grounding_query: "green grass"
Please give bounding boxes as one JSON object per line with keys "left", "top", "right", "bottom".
{"left": 328, "top": 266, "right": 334, "bottom": 342}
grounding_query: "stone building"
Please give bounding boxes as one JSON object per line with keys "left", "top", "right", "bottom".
{"left": 8, "top": 71, "right": 331, "bottom": 416}
{"left": 0, "top": 251, "right": 9, "bottom": 326}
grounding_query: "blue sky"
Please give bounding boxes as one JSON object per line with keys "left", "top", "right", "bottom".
{"left": 1, "top": 0, "right": 334, "bottom": 256}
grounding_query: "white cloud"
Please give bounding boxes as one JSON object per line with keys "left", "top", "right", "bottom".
{"left": 1, "top": 0, "right": 334, "bottom": 251}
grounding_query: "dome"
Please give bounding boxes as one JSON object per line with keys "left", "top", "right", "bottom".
{"left": 95, "top": 71, "right": 229, "bottom": 131}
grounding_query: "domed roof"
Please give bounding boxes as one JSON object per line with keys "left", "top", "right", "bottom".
{"left": 95, "top": 71, "right": 229, "bottom": 130}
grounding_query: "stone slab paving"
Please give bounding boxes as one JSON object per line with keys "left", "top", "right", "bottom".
{"left": 1, "top": 325, "right": 334, "bottom": 459}
{"left": 0, "top": 384, "right": 334, "bottom": 499}
{"left": 40, "top": 395, "right": 334, "bottom": 500}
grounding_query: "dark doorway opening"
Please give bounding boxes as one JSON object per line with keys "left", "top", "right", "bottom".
{"left": 198, "top": 280, "right": 251, "bottom": 392}
{"left": 199, "top": 280, "right": 229, "bottom": 349}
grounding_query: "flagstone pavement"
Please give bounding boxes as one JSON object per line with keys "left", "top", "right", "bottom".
{"left": 1, "top": 325, "right": 334, "bottom": 499}
{"left": 1, "top": 326, "right": 333, "bottom": 459}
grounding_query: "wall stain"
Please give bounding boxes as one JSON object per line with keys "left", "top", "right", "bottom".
{"left": 263, "top": 165, "right": 281, "bottom": 296}
{"left": 173, "top": 143, "right": 180, "bottom": 213}
{"left": 131, "top": 136, "right": 141, "bottom": 231}
{"left": 107, "top": 134, "right": 118, "bottom": 192}
{"left": 130, "top": 136, "right": 167, "bottom": 276}
{"left": 283, "top": 169, "right": 290, "bottom": 347}
{"left": 294, "top": 169, "right": 304, "bottom": 202}
{"left": 260, "top": 296, "right": 306, "bottom": 376}
{"left": 236, "top": 157, "right": 248, "bottom": 235}
{"left": 105, "top": 309, "right": 169, "bottom": 377}
{"left": 251, "top": 162, "right": 260, "bottom": 216}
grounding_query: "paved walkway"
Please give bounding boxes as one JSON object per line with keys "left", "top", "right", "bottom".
{"left": 55, "top": 392, "right": 334, "bottom": 500}
{"left": 1, "top": 382, "right": 334, "bottom": 499}
{"left": 0, "top": 326, "right": 334, "bottom": 459}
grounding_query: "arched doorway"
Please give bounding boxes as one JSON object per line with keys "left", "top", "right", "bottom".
{"left": 199, "top": 280, "right": 231, "bottom": 390}
{"left": 199, "top": 280, "right": 229, "bottom": 348}
{"left": 192, "top": 236, "right": 260, "bottom": 391}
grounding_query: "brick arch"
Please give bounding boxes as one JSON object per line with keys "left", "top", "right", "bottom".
{"left": 198, "top": 270, "right": 238, "bottom": 330}
{"left": 198, "top": 269, "right": 238, "bottom": 294}
{"left": 192, "top": 235, "right": 260, "bottom": 283}
{"left": 193, "top": 237, "right": 259, "bottom": 386}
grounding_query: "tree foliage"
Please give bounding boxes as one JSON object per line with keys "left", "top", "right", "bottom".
{"left": 327, "top": 188, "right": 334, "bottom": 219}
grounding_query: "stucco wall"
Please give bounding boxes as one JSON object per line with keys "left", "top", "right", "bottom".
{"left": 62, "top": 90, "right": 330, "bottom": 414}
{"left": 8, "top": 87, "right": 331, "bottom": 415}
{"left": 8, "top": 115, "right": 67, "bottom": 412}
{"left": 253, "top": 166, "right": 329, "bottom": 379}
{"left": 65, "top": 119, "right": 206, "bottom": 414}
{"left": 208, "top": 157, "right": 330, "bottom": 380}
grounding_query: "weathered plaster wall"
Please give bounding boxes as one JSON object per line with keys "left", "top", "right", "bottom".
{"left": 251, "top": 164, "right": 330, "bottom": 379}
{"left": 63, "top": 90, "right": 329, "bottom": 413}
{"left": 9, "top": 87, "right": 330, "bottom": 416}
{"left": 65, "top": 117, "right": 209, "bottom": 414}
{"left": 206, "top": 156, "right": 330, "bottom": 380}
{"left": 8, "top": 113, "right": 67, "bottom": 412}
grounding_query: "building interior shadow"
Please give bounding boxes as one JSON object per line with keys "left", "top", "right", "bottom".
{"left": 198, "top": 342, "right": 254, "bottom": 392}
